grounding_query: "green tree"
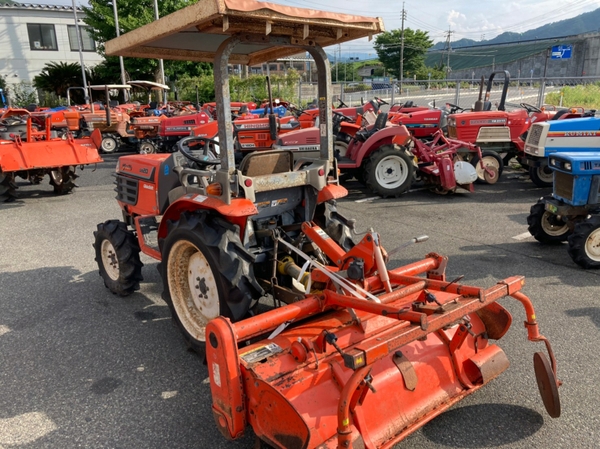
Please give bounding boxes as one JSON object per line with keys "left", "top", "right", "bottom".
{"left": 331, "top": 62, "right": 359, "bottom": 82}
{"left": 82, "top": 0, "right": 212, "bottom": 84}
{"left": 33, "top": 62, "right": 91, "bottom": 104}
{"left": 374, "top": 28, "right": 433, "bottom": 79}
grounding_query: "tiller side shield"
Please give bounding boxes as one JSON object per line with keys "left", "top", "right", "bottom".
{"left": 206, "top": 228, "right": 560, "bottom": 449}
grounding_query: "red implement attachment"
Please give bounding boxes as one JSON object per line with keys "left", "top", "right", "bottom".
{"left": 0, "top": 129, "right": 102, "bottom": 172}
{"left": 206, "top": 231, "right": 560, "bottom": 449}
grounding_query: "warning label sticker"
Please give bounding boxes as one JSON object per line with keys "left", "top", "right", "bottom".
{"left": 240, "top": 343, "right": 283, "bottom": 364}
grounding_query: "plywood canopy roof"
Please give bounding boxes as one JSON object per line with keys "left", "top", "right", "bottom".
{"left": 105, "top": 0, "right": 384, "bottom": 65}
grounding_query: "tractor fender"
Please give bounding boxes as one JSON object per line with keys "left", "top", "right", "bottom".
{"left": 353, "top": 126, "right": 412, "bottom": 167}
{"left": 158, "top": 195, "right": 258, "bottom": 242}
{"left": 339, "top": 121, "right": 360, "bottom": 136}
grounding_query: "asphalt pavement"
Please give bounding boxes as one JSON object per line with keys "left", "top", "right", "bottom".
{"left": 1, "top": 150, "right": 598, "bottom": 449}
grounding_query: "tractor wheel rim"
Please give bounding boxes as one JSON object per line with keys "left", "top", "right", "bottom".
{"left": 101, "top": 240, "right": 120, "bottom": 281}
{"left": 139, "top": 144, "right": 154, "bottom": 154}
{"left": 585, "top": 227, "right": 600, "bottom": 261}
{"left": 50, "top": 169, "right": 63, "bottom": 184}
{"left": 537, "top": 166, "right": 554, "bottom": 183}
{"left": 102, "top": 138, "right": 116, "bottom": 151}
{"left": 475, "top": 155, "right": 501, "bottom": 179}
{"left": 168, "top": 240, "right": 220, "bottom": 341}
{"left": 375, "top": 155, "right": 408, "bottom": 189}
{"left": 541, "top": 211, "right": 569, "bottom": 236}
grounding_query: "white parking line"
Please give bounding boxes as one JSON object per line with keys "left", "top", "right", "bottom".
{"left": 512, "top": 231, "right": 533, "bottom": 241}
{"left": 355, "top": 196, "right": 379, "bottom": 203}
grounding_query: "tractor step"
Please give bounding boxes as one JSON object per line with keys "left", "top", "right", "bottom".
{"left": 135, "top": 215, "right": 161, "bottom": 259}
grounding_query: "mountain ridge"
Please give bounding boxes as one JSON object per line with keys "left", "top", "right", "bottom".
{"left": 432, "top": 7, "right": 600, "bottom": 50}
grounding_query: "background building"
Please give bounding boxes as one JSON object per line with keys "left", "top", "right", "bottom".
{"left": 0, "top": 2, "right": 102, "bottom": 86}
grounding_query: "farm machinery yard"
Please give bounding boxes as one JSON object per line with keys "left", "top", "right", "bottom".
{"left": 87, "top": 1, "right": 563, "bottom": 448}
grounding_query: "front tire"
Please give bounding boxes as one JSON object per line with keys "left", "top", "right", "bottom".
{"left": 94, "top": 220, "right": 144, "bottom": 296}
{"left": 529, "top": 162, "right": 553, "bottom": 188}
{"left": 159, "top": 211, "right": 262, "bottom": 354}
{"left": 138, "top": 140, "right": 157, "bottom": 154}
{"left": 567, "top": 217, "right": 600, "bottom": 269}
{"left": 471, "top": 151, "right": 503, "bottom": 184}
{"left": 100, "top": 135, "right": 119, "bottom": 154}
{"left": 0, "top": 170, "right": 17, "bottom": 202}
{"left": 364, "top": 145, "right": 414, "bottom": 198}
{"left": 527, "top": 199, "right": 571, "bottom": 244}
{"left": 49, "top": 166, "right": 78, "bottom": 195}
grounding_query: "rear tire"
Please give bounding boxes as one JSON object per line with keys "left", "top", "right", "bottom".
{"left": 567, "top": 217, "right": 600, "bottom": 269}
{"left": 527, "top": 199, "right": 571, "bottom": 244}
{"left": 49, "top": 166, "right": 78, "bottom": 194}
{"left": 364, "top": 145, "right": 414, "bottom": 198}
{"left": 471, "top": 151, "right": 503, "bottom": 184}
{"left": 529, "top": 162, "right": 553, "bottom": 188}
{"left": 94, "top": 220, "right": 144, "bottom": 296}
{"left": 159, "top": 211, "right": 262, "bottom": 354}
{"left": 0, "top": 170, "right": 17, "bottom": 202}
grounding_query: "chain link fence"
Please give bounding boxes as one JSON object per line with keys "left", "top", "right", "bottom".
{"left": 307, "top": 76, "right": 600, "bottom": 111}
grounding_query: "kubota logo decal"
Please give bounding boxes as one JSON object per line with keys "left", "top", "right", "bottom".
{"left": 551, "top": 131, "right": 600, "bottom": 137}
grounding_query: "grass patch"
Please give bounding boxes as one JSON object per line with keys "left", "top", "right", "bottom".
{"left": 545, "top": 84, "right": 600, "bottom": 109}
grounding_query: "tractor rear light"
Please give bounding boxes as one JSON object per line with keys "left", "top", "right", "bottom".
{"left": 206, "top": 182, "right": 223, "bottom": 195}
{"left": 244, "top": 179, "right": 253, "bottom": 187}
{"left": 318, "top": 168, "right": 325, "bottom": 176}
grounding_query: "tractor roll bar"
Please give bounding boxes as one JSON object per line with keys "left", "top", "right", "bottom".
{"left": 213, "top": 34, "right": 332, "bottom": 204}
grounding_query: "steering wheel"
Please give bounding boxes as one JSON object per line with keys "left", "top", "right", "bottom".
{"left": 374, "top": 97, "right": 389, "bottom": 105}
{"left": 520, "top": 103, "right": 542, "bottom": 113}
{"left": 177, "top": 136, "right": 220, "bottom": 167}
{"left": 332, "top": 110, "right": 353, "bottom": 122}
{"left": 446, "top": 103, "right": 465, "bottom": 114}
{"left": 336, "top": 99, "right": 348, "bottom": 108}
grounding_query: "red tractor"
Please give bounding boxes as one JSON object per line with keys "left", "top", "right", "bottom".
{"left": 131, "top": 110, "right": 214, "bottom": 154}
{"left": 447, "top": 71, "right": 588, "bottom": 183}
{"left": 97, "top": 2, "right": 560, "bottom": 448}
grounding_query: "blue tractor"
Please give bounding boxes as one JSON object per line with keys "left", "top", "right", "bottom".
{"left": 527, "top": 152, "right": 600, "bottom": 268}
{"left": 523, "top": 114, "right": 597, "bottom": 187}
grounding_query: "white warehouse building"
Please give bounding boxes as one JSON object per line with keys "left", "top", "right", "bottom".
{"left": 0, "top": 2, "right": 103, "bottom": 86}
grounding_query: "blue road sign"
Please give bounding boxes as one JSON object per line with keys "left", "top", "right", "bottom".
{"left": 551, "top": 45, "right": 572, "bottom": 59}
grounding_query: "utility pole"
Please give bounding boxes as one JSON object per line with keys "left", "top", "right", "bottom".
{"left": 335, "top": 44, "right": 339, "bottom": 82}
{"left": 71, "top": 0, "right": 89, "bottom": 105}
{"left": 111, "top": 0, "right": 129, "bottom": 101}
{"left": 399, "top": 3, "right": 406, "bottom": 93}
{"left": 153, "top": 0, "right": 166, "bottom": 104}
{"left": 445, "top": 27, "right": 453, "bottom": 79}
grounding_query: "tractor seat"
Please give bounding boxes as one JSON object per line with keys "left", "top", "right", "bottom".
{"left": 550, "top": 109, "right": 570, "bottom": 120}
{"left": 355, "top": 112, "right": 388, "bottom": 142}
{"left": 238, "top": 149, "right": 294, "bottom": 177}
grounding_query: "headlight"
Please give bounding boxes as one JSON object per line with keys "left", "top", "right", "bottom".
{"left": 564, "top": 162, "right": 572, "bottom": 171}
{"left": 549, "top": 158, "right": 557, "bottom": 166}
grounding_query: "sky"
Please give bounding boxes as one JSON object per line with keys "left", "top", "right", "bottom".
{"left": 26, "top": 0, "right": 600, "bottom": 55}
